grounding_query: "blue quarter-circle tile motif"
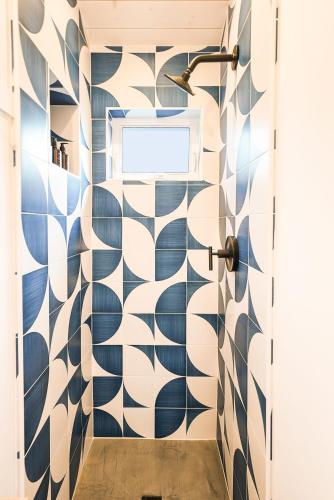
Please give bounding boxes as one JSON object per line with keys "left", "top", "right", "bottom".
{"left": 23, "top": 332, "right": 48, "bottom": 394}
{"left": 92, "top": 218, "right": 122, "bottom": 249}
{"left": 93, "top": 186, "right": 122, "bottom": 217}
{"left": 131, "top": 52, "right": 155, "bottom": 75}
{"left": 123, "top": 386, "right": 145, "bottom": 408}
{"left": 92, "top": 120, "right": 106, "bottom": 152}
{"left": 156, "top": 314, "right": 186, "bottom": 344}
{"left": 156, "top": 218, "right": 187, "bottom": 249}
{"left": 187, "top": 282, "right": 207, "bottom": 305}
{"left": 94, "top": 409, "right": 122, "bottom": 437}
{"left": 233, "top": 448, "right": 247, "bottom": 499}
{"left": 249, "top": 236, "right": 262, "bottom": 272}
{"left": 68, "top": 291, "right": 81, "bottom": 340}
{"left": 123, "top": 282, "right": 144, "bottom": 302}
{"left": 91, "top": 53, "right": 122, "bottom": 85}
{"left": 93, "top": 345, "right": 123, "bottom": 375}
{"left": 156, "top": 346, "right": 186, "bottom": 376}
{"left": 68, "top": 174, "right": 81, "bottom": 215}
{"left": 65, "top": 19, "right": 80, "bottom": 62}
{"left": 92, "top": 87, "right": 120, "bottom": 118}
{"left": 236, "top": 165, "right": 249, "bottom": 215}
{"left": 251, "top": 374, "right": 266, "bottom": 437}
{"left": 155, "top": 250, "right": 186, "bottom": 281}
{"left": 123, "top": 261, "right": 146, "bottom": 282}
{"left": 156, "top": 378, "right": 186, "bottom": 408}
{"left": 93, "top": 282, "right": 122, "bottom": 313}
{"left": 237, "top": 216, "right": 249, "bottom": 265}
{"left": 70, "top": 402, "right": 83, "bottom": 461}
{"left": 25, "top": 418, "right": 50, "bottom": 482}
{"left": 24, "top": 368, "right": 49, "bottom": 452}
{"left": 157, "top": 54, "right": 188, "bottom": 86}
{"left": 51, "top": 475, "right": 64, "bottom": 500}
{"left": 19, "top": 0, "right": 45, "bottom": 33}
{"left": 235, "top": 262, "right": 248, "bottom": 303}
{"left": 235, "top": 313, "right": 249, "bottom": 362}
{"left": 93, "top": 250, "right": 122, "bottom": 280}
{"left": 187, "top": 226, "right": 206, "bottom": 250}
{"left": 123, "top": 417, "right": 143, "bottom": 438}
{"left": 187, "top": 408, "right": 208, "bottom": 430}
{"left": 68, "top": 366, "right": 84, "bottom": 405}
{"left": 235, "top": 348, "right": 248, "bottom": 409}
{"left": 52, "top": 21, "right": 65, "bottom": 65}
{"left": 23, "top": 267, "right": 48, "bottom": 334}
{"left": 237, "top": 116, "right": 251, "bottom": 171}
{"left": 197, "top": 86, "right": 219, "bottom": 104}
{"left": 131, "top": 86, "right": 155, "bottom": 106}
{"left": 69, "top": 435, "right": 82, "bottom": 499}
{"left": 20, "top": 90, "right": 48, "bottom": 161}
{"left": 68, "top": 254, "right": 81, "bottom": 297}
{"left": 68, "top": 328, "right": 81, "bottom": 366}
{"left": 68, "top": 218, "right": 82, "bottom": 257}
{"left": 155, "top": 183, "right": 187, "bottom": 217}
{"left": 93, "top": 377, "right": 122, "bottom": 407}
{"left": 66, "top": 46, "right": 79, "bottom": 100}
{"left": 21, "top": 153, "right": 47, "bottom": 214}
{"left": 156, "top": 283, "right": 186, "bottom": 313}
{"left": 238, "top": 14, "right": 251, "bottom": 67}
{"left": 35, "top": 469, "right": 50, "bottom": 500}
{"left": 132, "top": 345, "right": 155, "bottom": 367}
{"left": 123, "top": 195, "right": 146, "bottom": 218}
{"left": 187, "top": 385, "right": 208, "bottom": 408}
{"left": 187, "top": 355, "right": 207, "bottom": 377}
{"left": 188, "top": 181, "right": 210, "bottom": 206}
{"left": 22, "top": 214, "right": 48, "bottom": 265}
{"left": 155, "top": 408, "right": 185, "bottom": 438}
{"left": 235, "top": 390, "right": 247, "bottom": 456}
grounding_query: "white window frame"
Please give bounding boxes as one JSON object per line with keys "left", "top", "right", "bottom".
{"left": 108, "top": 109, "right": 203, "bottom": 181}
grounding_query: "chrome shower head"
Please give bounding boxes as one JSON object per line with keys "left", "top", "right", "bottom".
{"left": 164, "top": 45, "right": 239, "bottom": 96}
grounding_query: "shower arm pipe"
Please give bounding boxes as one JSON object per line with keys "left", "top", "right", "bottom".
{"left": 182, "top": 46, "right": 239, "bottom": 81}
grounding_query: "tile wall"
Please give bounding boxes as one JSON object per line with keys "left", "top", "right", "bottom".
{"left": 90, "top": 46, "right": 224, "bottom": 439}
{"left": 18, "top": 0, "right": 92, "bottom": 498}
{"left": 15, "top": 0, "right": 275, "bottom": 497}
{"left": 217, "top": 0, "right": 275, "bottom": 499}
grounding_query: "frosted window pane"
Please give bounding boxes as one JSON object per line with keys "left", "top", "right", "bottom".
{"left": 122, "top": 127, "right": 190, "bottom": 173}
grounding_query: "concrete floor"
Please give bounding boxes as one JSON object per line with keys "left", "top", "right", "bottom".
{"left": 74, "top": 439, "right": 228, "bottom": 500}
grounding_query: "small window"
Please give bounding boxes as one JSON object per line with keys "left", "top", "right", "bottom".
{"left": 108, "top": 109, "right": 202, "bottom": 180}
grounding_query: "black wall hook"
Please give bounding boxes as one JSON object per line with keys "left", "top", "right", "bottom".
{"left": 208, "top": 236, "right": 239, "bottom": 272}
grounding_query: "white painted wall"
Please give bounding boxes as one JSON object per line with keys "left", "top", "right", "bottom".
{"left": 0, "top": 0, "right": 19, "bottom": 495}
{"left": 79, "top": 0, "right": 227, "bottom": 46}
{"left": 273, "top": 1, "right": 334, "bottom": 499}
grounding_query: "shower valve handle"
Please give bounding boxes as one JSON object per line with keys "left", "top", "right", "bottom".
{"left": 208, "top": 236, "right": 239, "bottom": 272}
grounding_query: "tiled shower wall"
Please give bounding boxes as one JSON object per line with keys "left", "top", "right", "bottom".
{"left": 91, "top": 47, "right": 224, "bottom": 439}
{"left": 18, "top": 1, "right": 92, "bottom": 498}
{"left": 216, "top": 0, "right": 275, "bottom": 499}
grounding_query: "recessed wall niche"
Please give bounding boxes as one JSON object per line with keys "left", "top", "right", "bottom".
{"left": 49, "top": 70, "right": 79, "bottom": 176}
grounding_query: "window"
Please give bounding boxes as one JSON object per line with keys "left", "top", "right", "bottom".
{"left": 108, "top": 109, "right": 202, "bottom": 180}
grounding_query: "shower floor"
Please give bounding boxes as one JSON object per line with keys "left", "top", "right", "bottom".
{"left": 74, "top": 439, "right": 228, "bottom": 500}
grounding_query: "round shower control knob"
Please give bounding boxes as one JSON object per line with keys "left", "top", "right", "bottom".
{"left": 208, "top": 236, "right": 239, "bottom": 272}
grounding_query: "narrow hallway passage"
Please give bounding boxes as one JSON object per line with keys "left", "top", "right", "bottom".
{"left": 74, "top": 440, "right": 228, "bottom": 500}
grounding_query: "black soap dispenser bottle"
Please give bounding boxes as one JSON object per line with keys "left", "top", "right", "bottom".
{"left": 51, "top": 136, "right": 58, "bottom": 165}
{"left": 60, "top": 142, "right": 69, "bottom": 170}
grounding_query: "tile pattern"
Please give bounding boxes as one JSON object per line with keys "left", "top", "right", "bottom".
{"left": 217, "top": 1, "right": 274, "bottom": 500}
{"left": 91, "top": 45, "right": 222, "bottom": 439}
{"left": 19, "top": 1, "right": 92, "bottom": 498}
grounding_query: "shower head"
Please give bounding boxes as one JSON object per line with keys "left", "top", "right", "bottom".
{"left": 164, "top": 45, "right": 239, "bottom": 96}
{"left": 164, "top": 71, "right": 195, "bottom": 96}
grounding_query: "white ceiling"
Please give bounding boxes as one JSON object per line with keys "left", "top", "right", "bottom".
{"left": 79, "top": 1, "right": 228, "bottom": 47}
